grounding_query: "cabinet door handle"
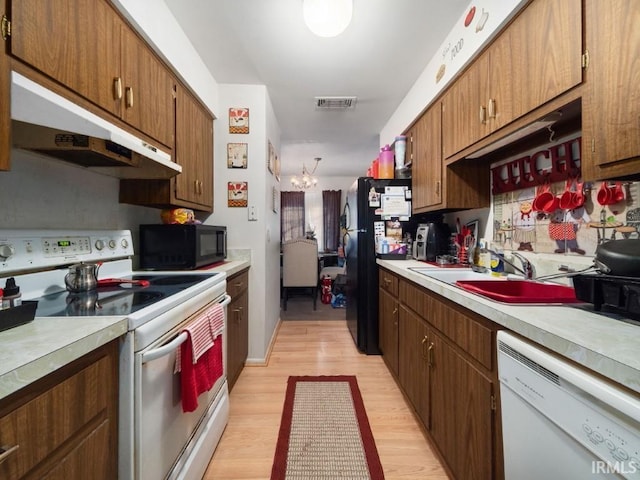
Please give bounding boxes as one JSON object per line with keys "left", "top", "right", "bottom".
{"left": 114, "top": 77, "right": 123, "bottom": 100}
{"left": 428, "top": 342, "right": 434, "bottom": 366}
{"left": 0, "top": 444, "right": 20, "bottom": 464}
{"left": 125, "top": 87, "right": 134, "bottom": 108}
{"left": 435, "top": 180, "right": 440, "bottom": 196}
{"left": 392, "top": 307, "right": 398, "bottom": 315}
{"left": 421, "top": 335, "right": 429, "bottom": 359}
{"left": 488, "top": 98, "right": 496, "bottom": 119}
{"left": 479, "top": 105, "right": 487, "bottom": 124}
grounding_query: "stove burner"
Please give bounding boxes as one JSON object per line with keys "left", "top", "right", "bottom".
{"left": 63, "top": 290, "right": 165, "bottom": 316}
{"left": 134, "top": 274, "right": 216, "bottom": 286}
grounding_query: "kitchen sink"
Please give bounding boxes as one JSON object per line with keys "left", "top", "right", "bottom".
{"left": 408, "top": 268, "right": 493, "bottom": 284}
{"left": 455, "top": 280, "right": 581, "bottom": 304}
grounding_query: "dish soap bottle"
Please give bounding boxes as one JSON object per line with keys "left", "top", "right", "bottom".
{"left": 3, "top": 277, "right": 22, "bottom": 308}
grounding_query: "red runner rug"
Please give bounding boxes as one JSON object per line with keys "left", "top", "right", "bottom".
{"left": 271, "top": 375, "right": 385, "bottom": 479}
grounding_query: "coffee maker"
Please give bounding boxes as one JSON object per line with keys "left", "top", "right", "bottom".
{"left": 413, "top": 222, "right": 451, "bottom": 261}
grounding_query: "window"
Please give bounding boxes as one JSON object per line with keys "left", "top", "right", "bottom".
{"left": 280, "top": 191, "right": 305, "bottom": 242}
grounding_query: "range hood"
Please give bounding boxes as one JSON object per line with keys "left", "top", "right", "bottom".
{"left": 10, "top": 71, "right": 181, "bottom": 179}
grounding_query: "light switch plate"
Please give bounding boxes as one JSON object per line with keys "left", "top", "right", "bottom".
{"left": 248, "top": 205, "right": 257, "bottom": 221}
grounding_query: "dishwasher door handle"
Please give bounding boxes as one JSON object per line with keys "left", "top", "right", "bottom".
{"left": 141, "top": 294, "right": 231, "bottom": 364}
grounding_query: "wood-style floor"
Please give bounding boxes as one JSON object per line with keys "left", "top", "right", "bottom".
{"left": 204, "top": 319, "right": 448, "bottom": 479}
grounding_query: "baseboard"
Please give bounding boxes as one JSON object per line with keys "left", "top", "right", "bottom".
{"left": 244, "top": 318, "right": 282, "bottom": 367}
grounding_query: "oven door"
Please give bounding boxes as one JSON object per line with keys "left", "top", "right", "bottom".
{"left": 134, "top": 293, "right": 231, "bottom": 480}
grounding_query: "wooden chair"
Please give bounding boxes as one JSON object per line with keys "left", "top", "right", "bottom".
{"left": 282, "top": 238, "right": 319, "bottom": 310}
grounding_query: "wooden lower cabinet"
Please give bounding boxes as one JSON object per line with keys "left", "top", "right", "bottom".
{"left": 0, "top": 0, "right": 9, "bottom": 171}
{"left": 380, "top": 267, "right": 502, "bottom": 480}
{"left": 378, "top": 270, "right": 399, "bottom": 376}
{"left": 398, "top": 304, "right": 430, "bottom": 428}
{"left": 226, "top": 268, "right": 249, "bottom": 391}
{"left": 429, "top": 329, "right": 494, "bottom": 480}
{"left": 0, "top": 340, "right": 119, "bottom": 480}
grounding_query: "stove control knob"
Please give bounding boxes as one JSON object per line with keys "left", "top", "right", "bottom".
{"left": 108, "top": 240, "right": 116, "bottom": 249}
{"left": 0, "top": 244, "right": 15, "bottom": 260}
{"left": 95, "top": 240, "right": 105, "bottom": 251}
{"left": 121, "top": 238, "right": 129, "bottom": 249}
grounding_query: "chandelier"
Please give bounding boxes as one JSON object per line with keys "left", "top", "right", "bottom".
{"left": 291, "top": 157, "right": 321, "bottom": 189}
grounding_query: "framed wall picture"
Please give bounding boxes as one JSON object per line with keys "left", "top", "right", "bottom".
{"left": 227, "top": 143, "right": 248, "bottom": 168}
{"left": 272, "top": 186, "right": 279, "bottom": 213}
{"left": 274, "top": 154, "right": 281, "bottom": 182}
{"left": 228, "top": 181, "right": 248, "bottom": 207}
{"left": 267, "top": 140, "right": 274, "bottom": 174}
{"left": 465, "top": 219, "right": 479, "bottom": 248}
{"left": 229, "top": 107, "right": 249, "bottom": 134}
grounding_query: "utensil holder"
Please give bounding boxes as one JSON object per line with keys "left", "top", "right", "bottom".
{"left": 457, "top": 246, "right": 469, "bottom": 265}
{"left": 0, "top": 301, "right": 38, "bottom": 332}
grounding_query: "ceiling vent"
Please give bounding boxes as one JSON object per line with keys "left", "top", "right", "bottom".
{"left": 315, "top": 96, "right": 357, "bottom": 109}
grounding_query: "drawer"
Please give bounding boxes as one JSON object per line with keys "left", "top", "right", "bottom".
{"left": 227, "top": 269, "right": 249, "bottom": 298}
{"left": 400, "top": 278, "right": 494, "bottom": 370}
{"left": 379, "top": 269, "right": 399, "bottom": 296}
{"left": 0, "top": 355, "right": 111, "bottom": 479}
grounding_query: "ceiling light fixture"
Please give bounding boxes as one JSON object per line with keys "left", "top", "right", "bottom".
{"left": 291, "top": 157, "right": 321, "bottom": 189}
{"left": 303, "top": 0, "right": 353, "bottom": 38}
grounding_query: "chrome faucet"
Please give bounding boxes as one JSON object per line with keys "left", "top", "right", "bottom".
{"left": 487, "top": 250, "right": 536, "bottom": 280}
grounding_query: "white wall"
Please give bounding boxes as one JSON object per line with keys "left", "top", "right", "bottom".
{"left": 202, "top": 84, "right": 282, "bottom": 363}
{"left": 0, "top": 150, "right": 159, "bottom": 239}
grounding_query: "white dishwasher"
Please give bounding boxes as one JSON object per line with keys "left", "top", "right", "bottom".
{"left": 497, "top": 331, "right": 640, "bottom": 479}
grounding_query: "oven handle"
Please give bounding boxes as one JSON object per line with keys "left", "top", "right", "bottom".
{"left": 141, "top": 294, "right": 231, "bottom": 364}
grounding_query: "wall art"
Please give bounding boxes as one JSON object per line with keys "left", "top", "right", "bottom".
{"left": 267, "top": 140, "right": 275, "bottom": 174}
{"left": 272, "top": 186, "right": 279, "bottom": 213}
{"left": 274, "top": 154, "right": 281, "bottom": 182}
{"left": 228, "top": 181, "right": 248, "bottom": 207}
{"left": 227, "top": 143, "right": 248, "bottom": 169}
{"left": 229, "top": 107, "right": 249, "bottom": 134}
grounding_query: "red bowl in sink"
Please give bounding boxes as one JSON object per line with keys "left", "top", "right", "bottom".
{"left": 455, "top": 280, "right": 581, "bottom": 304}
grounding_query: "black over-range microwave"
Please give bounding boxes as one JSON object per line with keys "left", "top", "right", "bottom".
{"left": 139, "top": 224, "right": 227, "bottom": 270}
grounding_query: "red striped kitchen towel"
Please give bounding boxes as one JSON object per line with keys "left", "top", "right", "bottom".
{"left": 174, "top": 303, "right": 225, "bottom": 412}
{"left": 175, "top": 303, "right": 225, "bottom": 372}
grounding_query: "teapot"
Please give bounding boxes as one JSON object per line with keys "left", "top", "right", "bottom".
{"left": 64, "top": 262, "right": 100, "bottom": 293}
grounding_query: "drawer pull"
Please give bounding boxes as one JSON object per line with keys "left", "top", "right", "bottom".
{"left": 0, "top": 444, "right": 19, "bottom": 464}
{"left": 488, "top": 98, "right": 496, "bottom": 119}
{"left": 125, "top": 86, "right": 134, "bottom": 108}
{"left": 114, "top": 77, "right": 123, "bottom": 100}
{"left": 383, "top": 278, "right": 391, "bottom": 285}
{"left": 234, "top": 282, "right": 243, "bottom": 288}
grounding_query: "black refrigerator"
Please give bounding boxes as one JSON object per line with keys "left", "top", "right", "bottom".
{"left": 344, "top": 177, "right": 414, "bottom": 354}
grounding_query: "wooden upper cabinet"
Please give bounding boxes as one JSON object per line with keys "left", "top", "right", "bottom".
{"left": 174, "top": 84, "right": 214, "bottom": 209}
{"left": 10, "top": 0, "right": 173, "bottom": 149}
{"left": 442, "top": 0, "right": 582, "bottom": 160}
{"left": 119, "top": 83, "right": 214, "bottom": 212}
{"left": 11, "top": 0, "right": 121, "bottom": 116}
{"left": 1, "top": 0, "right": 9, "bottom": 171}
{"left": 508, "top": 0, "right": 582, "bottom": 120}
{"left": 582, "top": 0, "right": 640, "bottom": 180}
{"left": 120, "top": 25, "right": 174, "bottom": 148}
{"left": 442, "top": 54, "right": 489, "bottom": 159}
{"left": 412, "top": 104, "right": 443, "bottom": 212}
{"left": 412, "top": 101, "right": 490, "bottom": 213}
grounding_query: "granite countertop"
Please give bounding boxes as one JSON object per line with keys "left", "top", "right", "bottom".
{"left": 0, "top": 253, "right": 251, "bottom": 401}
{"left": 378, "top": 259, "right": 640, "bottom": 395}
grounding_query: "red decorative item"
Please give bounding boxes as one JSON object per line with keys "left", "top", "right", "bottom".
{"left": 321, "top": 275, "right": 332, "bottom": 304}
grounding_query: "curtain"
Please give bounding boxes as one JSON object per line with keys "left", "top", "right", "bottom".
{"left": 281, "top": 191, "right": 305, "bottom": 242}
{"left": 322, "top": 190, "right": 341, "bottom": 252}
